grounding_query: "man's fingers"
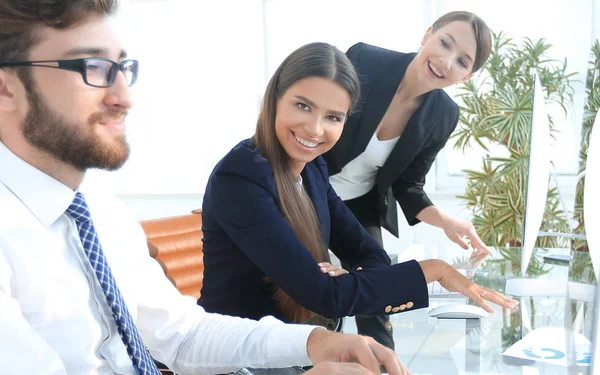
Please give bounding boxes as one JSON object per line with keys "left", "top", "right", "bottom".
{"left": 367, "top": 339, "right": 410, "bottom": 375}
{"left": 350, "top": 337, "right": 381, "bottom": 374}
{"left": 306, "top": 362, "right": 378, "bottom": 375}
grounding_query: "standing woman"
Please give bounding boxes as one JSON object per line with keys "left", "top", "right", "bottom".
{"left": 323, "top": 11, "right": 493, "bottom": 349}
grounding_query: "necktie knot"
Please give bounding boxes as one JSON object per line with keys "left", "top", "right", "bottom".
{"left": 66, "top": 192, "right": 92, "bottom": 223}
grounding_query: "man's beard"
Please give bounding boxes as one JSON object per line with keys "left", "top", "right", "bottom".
{"left": 22, "top": 85, "right": 131, "bottom": 172}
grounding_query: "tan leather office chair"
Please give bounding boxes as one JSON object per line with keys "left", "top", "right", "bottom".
{"left": 140, "top": 209, "right": 204, "bottom": 374}
{"left": 140, "top": 209, "right": 204, "bottom": 299}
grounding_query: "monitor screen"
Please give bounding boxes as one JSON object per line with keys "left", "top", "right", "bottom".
{"left": 520, "top": 74, "right": 552, "bottom": 276}
{"left": 584, "top": 111, "right": 600, "bottom": 280}
{"left": 585, "top": 112, "right": 599, "bottom": 371}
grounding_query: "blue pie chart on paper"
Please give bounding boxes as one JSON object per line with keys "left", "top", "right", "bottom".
{"left": 523, "top": 347, "right": 565, "bottom": 360}
{"left": 578, "top": 353, "right": 591, "bottom": 364}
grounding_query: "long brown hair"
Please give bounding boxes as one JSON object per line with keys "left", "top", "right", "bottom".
{"left": 254, "top": 42, "right": 359, "bottom": 323}
{"left": 432, "top": 11, "right": 492, "bottom": 72}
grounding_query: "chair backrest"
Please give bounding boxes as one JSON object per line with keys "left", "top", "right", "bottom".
{"left": 140, "top": 209, "right": 204, "bottom": 299}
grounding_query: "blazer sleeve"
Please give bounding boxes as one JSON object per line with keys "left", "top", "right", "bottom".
{"left": 209, "top": 170, "right": 429, "bottom": 319}
{"left": 392, "top": 110, "right": 460, "bottom": 226}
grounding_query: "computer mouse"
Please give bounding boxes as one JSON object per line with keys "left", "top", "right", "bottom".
{"left": 428, "top": 304, "right": 489, "bottom": 319}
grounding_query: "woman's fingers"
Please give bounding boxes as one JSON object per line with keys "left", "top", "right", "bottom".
{"left": 318, "top": 262, "right": 349, "bottom": 277}
{"left": 469, "top": 285, "right": 519, "bottom": 313}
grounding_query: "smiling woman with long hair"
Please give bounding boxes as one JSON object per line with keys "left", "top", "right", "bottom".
{"left": 198, "top": 42, "right": 517, "bottom": 334}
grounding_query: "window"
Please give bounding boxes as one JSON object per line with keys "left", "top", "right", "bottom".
{"left": 106, "top": 0, "right": 266, "bottom": 194}
{"left": 433, "top": 0, "right": 594, "bottom": 194}
{"left": 265, "top": 0, "right": 596, "bottom": 196}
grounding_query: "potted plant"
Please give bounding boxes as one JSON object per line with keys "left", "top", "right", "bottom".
{"left": 452, "top": 32, "right": 577, "bottom": 249}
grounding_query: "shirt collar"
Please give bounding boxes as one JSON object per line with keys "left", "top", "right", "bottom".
{"left": 0, "top": 141, "right": 76, "bottom": 227}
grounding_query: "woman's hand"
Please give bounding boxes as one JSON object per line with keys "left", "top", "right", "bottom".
{"left": 443, "top": 218, "right": 490, "bottom": 261}
{"left": 416, "top": 206, "right": 490, "bottom": 261}
{"left": 318, "top": 262, "right": 349, "bottom": 277}
{"left": 419, "top": 259, "right": 519, "bottom": 313}
{"left": 439, "top": 268, "right": 518, "bottom": 313}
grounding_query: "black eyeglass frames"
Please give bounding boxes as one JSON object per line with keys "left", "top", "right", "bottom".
{"left": 0, "top": 58, "right": 139, "bottom": 88}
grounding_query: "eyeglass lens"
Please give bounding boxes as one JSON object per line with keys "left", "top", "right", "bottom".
{"left": 84, "top": 59, "right": 137, "bottom": 87}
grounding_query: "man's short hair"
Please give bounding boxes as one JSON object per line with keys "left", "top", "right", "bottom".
{"left": 0, "top": 0, "right": 117, "bottom": 84}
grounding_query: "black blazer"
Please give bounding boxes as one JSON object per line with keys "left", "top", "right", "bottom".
{"left": 322, "top": 43, "right": 459, "bottom": 237}
{"left": 199, "top": 139, "right": 428, "bottom": 322}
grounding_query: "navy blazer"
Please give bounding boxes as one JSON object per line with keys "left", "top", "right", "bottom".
{"left": 322, "top": 43, "right": 460, "bottom": 237}
{"left": 199, "top": 139, "right": 428, "bottom": 322}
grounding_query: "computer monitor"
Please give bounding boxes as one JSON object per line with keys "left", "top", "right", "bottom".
{"left": 586, "top": 111, "right": 600, "bottom": 373}
{"left": 505, "top": 74, "right": 572, "bottom": 297}
{"left": 520, "top": 73, "right": 551, "bottom": 277}
{"left": 583, "top": 111, "right": 600, "bottom": 281}
{"left": 505, "top": 75, "right": 597, "bottom": 303}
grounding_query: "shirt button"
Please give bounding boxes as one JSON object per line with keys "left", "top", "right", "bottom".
{"left": 383, "top": 196, "right": 388, "bottom": 205}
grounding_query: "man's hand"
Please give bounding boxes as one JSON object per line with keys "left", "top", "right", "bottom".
{"left": 306, "top": 329, "right": 410, "bottom": 375}
{"left": 304, "top": 362, "right": 378, "bottom": 374}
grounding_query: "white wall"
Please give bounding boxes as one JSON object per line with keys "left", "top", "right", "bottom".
{"left": 108, "top": 0, "right": 266, "bottom": 197}
{"left": 108, "top": 0, "right": 594, "bottom": 253}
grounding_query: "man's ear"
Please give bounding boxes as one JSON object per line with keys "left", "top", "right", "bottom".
{"left": 420, "top": 26, "right": 433, "bottom": 47}
{"left": 0, "top": 70, "right": 19, "bottom": 112}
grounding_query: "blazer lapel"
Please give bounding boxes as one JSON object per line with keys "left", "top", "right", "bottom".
{"left": 376, "top": 90, "right": 440, "bottom": 189}
{"left": 301, "top": 163, "right": 331, "bottom": 246}
{"left": 352, "top": 54, "right": 416, "bottom": 158}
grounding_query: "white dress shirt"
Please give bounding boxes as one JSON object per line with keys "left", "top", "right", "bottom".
{"left": 0, "top": 141, "right": 317, "bottom": 375}
{"left": 330, "top": 133, "right": 400, "bottom": 200}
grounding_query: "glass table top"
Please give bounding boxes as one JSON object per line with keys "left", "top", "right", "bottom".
{"left": 345, "top": 245, "right": 598, "bottom": 374}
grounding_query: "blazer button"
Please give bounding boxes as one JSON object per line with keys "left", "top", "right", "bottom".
{"left": 383, "top": 196, "right": 388, "bottom": 206}
{"left": 392, "top": 306, "right": 400, "bottom": 313}
{"left": 399, "top": 304, "right": 407, "bottom": 311}
{"left": 385, "top": 305, "right": 392, "bottom": 313}
{"left": 385, "top": 320, "right": 393, "bottom": 330}
{"left": 406, "top": 302, "right": 414, "bottom": 309}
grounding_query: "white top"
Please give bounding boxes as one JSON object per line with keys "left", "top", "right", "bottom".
{"left": 330, "top": 132, "right": 400, "bottom": 200}
{"left": 0, "top": 142, "right": 317, "bottom": 375}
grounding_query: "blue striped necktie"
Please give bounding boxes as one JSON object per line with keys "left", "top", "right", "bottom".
{"left": 67, "top": 192, "right": 160, "bottom": 375}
